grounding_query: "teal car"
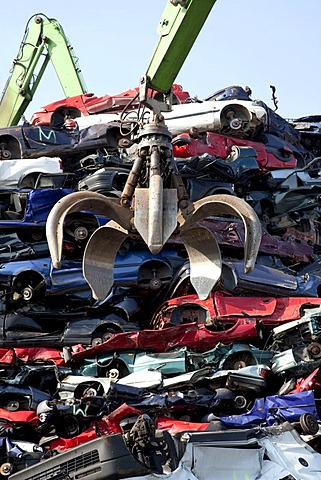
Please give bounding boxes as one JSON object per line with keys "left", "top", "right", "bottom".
{"left": 74, "top": 343, "right": 275, "bottom": 380}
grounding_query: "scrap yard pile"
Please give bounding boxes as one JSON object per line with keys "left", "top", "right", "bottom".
{"left": 1, "top": 2, "right": 321, "bottom": 479}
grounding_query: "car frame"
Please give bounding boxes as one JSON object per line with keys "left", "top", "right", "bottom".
{"left": 0, "top": 121, "right": 125, "bottom": 162}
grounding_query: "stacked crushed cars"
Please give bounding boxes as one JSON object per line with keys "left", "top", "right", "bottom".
{"left": 1, "top": 86, "right": 321, "bottom": 478}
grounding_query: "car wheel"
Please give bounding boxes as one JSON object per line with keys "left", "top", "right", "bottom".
{"left": 91, "top": 337, "right": 103, "bottom": 347}
{"left": 233, "top": 395, "right": 247, "bottom": 410}
{"left": 102, "top": 360, "right": 129, "bottom": 379}
{"left": 91, "top": 328, "right": 118, "bottom": 346}
{"left": 106, "top": 368, "right": 120, "bottom": 381}
{"left": 300, "top": 413, "right": 319, "bottom": 435}
{"left": 56, "top": 415, "right": 79, "bottom": 438}
{"left": 12, "top": 272, "right": 46, "bottom": 304}
{"left": 17, "top": 230, "right": 45, "bottom": 242}
{"left": 83, "top": 387, "right": 97, "bottom": 397}
{"left": 6, "top": 400, "right": 20, "bottom": 412}
{"left": 307, "top": 342, "right": 321, "bottom": 359}
{"left": 0, "top": 463, "right": 13, "bottom": 476}
{"left": 102, "top": 331, "right": 116, "bottom": 342}
{"left": 0, "top": 137, "right": 21, "bottom": 160}
{"left": 222, "top": 352, "right": 256, "bottom": 370}
{"left": 64, "top": 213, "right": 98, "bottom": 245}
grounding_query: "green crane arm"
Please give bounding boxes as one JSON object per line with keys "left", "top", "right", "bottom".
{"left": 140, "top": 0, "right": 217, "bottom": 112}
{"left": 0, "top": 14, "right": 87, "bottom": 127}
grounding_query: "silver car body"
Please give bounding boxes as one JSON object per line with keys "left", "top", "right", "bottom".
{"left": 0, "top": 156, "right": 62, "bottom": 188}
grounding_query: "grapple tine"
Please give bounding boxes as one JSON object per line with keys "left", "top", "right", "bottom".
{"left": 46, "top": 191, "right": 132, "bottom": 268}
{"left": 179, "top": 194, "right": 261, "bottom": 274}
{"left": 180, "top": 226, "right": 222, "bottom": 300}
{"left": 134, "top": 188, "right": 177, "bottom": 254}
{"left": 83, "top": 225, "right": 128, "bottom": 301}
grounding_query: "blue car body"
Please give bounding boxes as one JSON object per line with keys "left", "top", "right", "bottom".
{"left": 219, "top": 390, "right": 319, "bottom": 429}
{"left": 221, "top": 260, "right": 321, "bottom": 297}
{"left": 0, "top": 188, "right": 73, "bottom": 228}
{"left": 0, "top": 123, "right": 121, "bottom": 161}
{"left": 0, "top": 187, "right": 109, "bottom": 247}
{"left": 0, "top": 245, "right": 186, "bottom": 314}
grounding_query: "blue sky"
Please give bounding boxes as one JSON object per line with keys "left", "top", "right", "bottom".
{"left": 1, "top": 0, "right": 320, "bottom": 122}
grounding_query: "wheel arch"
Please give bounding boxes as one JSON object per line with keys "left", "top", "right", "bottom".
{"left": 0, "top": 134, "right": 22, "bottom": 159}
{"left": 12, "top": 269, "right": 47, "bottom": 291}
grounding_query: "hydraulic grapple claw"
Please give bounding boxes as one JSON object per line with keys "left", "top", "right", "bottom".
{"left": 179, "top": 225, "right": 222, "bottom": 300}
{"left": 46, "top": 191, "right": 132, "bottom": 268}
{"left": 134, "top": 187, "right": 178, "bottom": 254}
{"left": 46, "top": 117, "right": 262, "bottom": 302}
{"left": 83, "top": 224, "right": 129, "bottom": 300}
{"left": 179, "top": 193, "right": 262, "bottom": 275}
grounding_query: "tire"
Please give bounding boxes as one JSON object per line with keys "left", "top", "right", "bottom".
{"left": 91, "top": 336, "right": 103, "bottom": 347}
{"left": 102, "top": 331, "right": 115, "bottom": 342}
{"left": 300, "top": 413, "right": 319, "bottom": 435}
{"left": 233, "top": 395, "right": 247, "bottom": 410}
{"left": 0, "top": 463, "right": 13, "bottom": 476}
{"left": 6, "top": 400, "right": 20, "bottom": 412}
{"left": 82, "top": 387, "right": 97, "bottom": 397}
{"left": 56, "top": 415, "right": 79, "bottom": 438}
{"left": 0, "top": 137, "right": 21, "bottom": 160}
{"left": 17, "top": 229, "right": 45, "bottom": 242}
{"left": 12, "top": 272, "right": 46, "bottom": 305}
{"left": 307, "top": 342, "right": 321, "bottom": 359}
{"left": 222, "top": 352, "right": 255, "bottom": 370}
{"left": 102, "top": 360, "right": 129, "bottom": 380}
{"left": 91, "top": 328, "right": 118, "bottom": 347}
{"left": 106, "top": 368, "right": 120, "bottom": 381}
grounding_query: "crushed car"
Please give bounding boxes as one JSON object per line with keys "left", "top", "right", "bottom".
{"left": 0, "top": 121, "right": 128, "bottom": 163}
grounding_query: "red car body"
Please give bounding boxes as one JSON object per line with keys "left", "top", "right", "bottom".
{"left": 157, "top": 417, "right": 210, "bottom": 434}
{"left": 47, "top": 404, "right": 209, "bottom": 451}
{"left": 70, "top": 293, "right": 321, "bottom": 361}
{"left": 150, "top": 291, "right": 321, "bottom": 329}
{"left": 289, "top": 368, "right": 321, "bottom": 394}
{"left": 0, "top": 409, "right": 38, "bottom": 425}
{"left": 30, "top": 84, "right": 191, "bottom": 126}
{"left": 172, "top": 131, "right": 297, "bottom": 171}
{"left": 0, "top": 347, "right": 67, "bottom": 366}
{"left": 71, "top": 320, "right": 258, "bottom": 361}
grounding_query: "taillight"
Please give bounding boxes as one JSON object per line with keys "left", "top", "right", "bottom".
{"left": 259, "top": 367, "right": 270, "bottom": 379}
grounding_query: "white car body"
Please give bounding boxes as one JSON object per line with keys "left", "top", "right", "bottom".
{"left": 75, "top": 99, "right": 267, "bottom": 138}
{"left": 59, "top": 364, "right": 268, "bottom": 400}
{"left": 9, "top": 422, "right": 321, "bottom": 480}
{"left": 174, "top": 426, "right": 321, "bottom": 480}
{"left": 58, "top": 369, "right": 163, "bottom": 399}
{"left": 0, "top": 156, "right": 62, "bottom": 188}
